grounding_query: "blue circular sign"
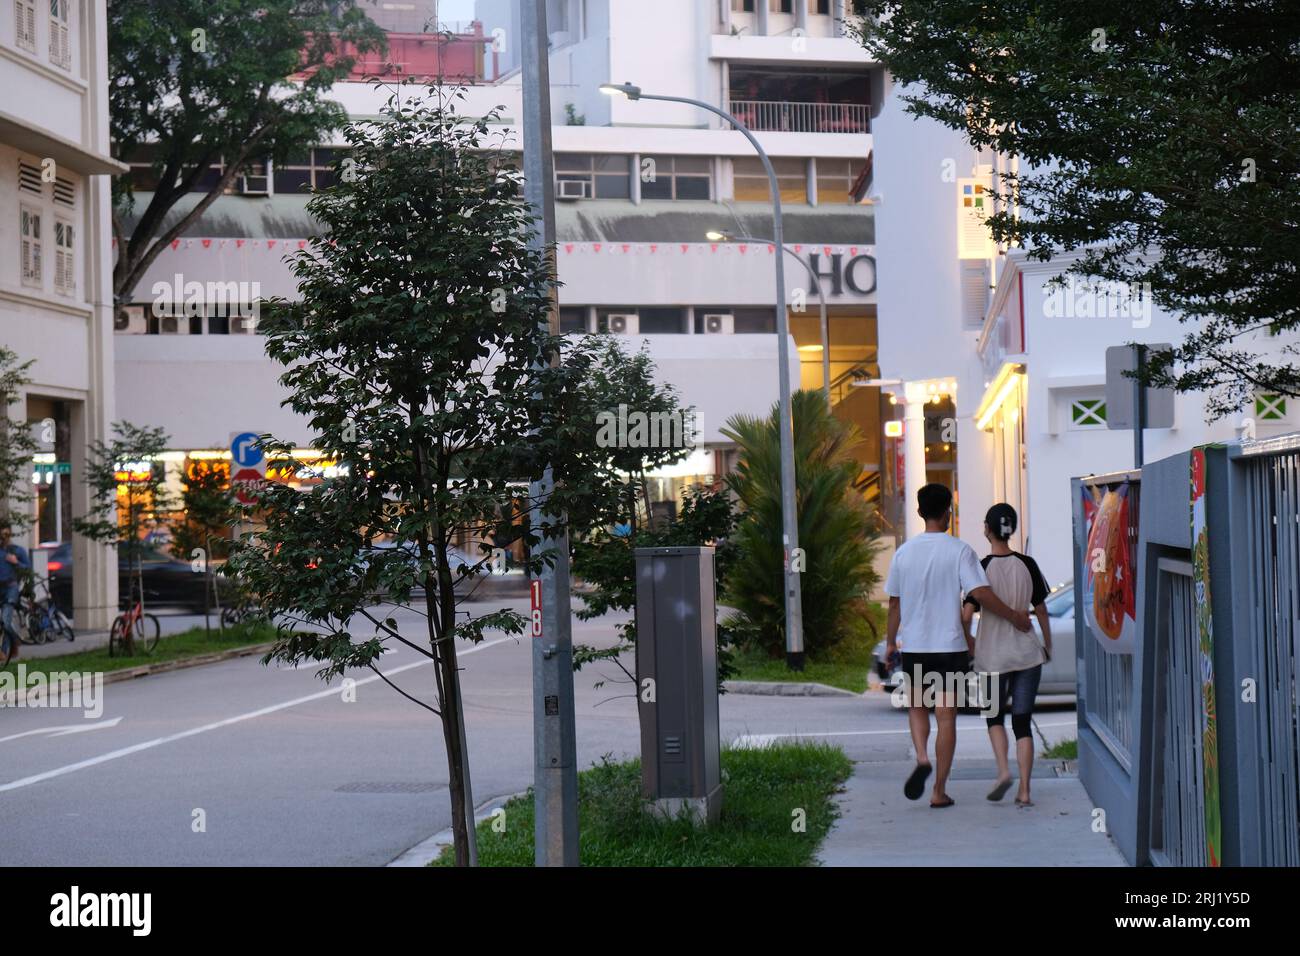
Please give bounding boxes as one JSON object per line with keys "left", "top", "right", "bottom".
{"left": 230, "top": 432, "right": 263, "bottom": 468}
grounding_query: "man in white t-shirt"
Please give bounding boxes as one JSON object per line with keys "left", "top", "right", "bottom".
{"left": 884, "top": 483, "right": 1032, "bottom": 808}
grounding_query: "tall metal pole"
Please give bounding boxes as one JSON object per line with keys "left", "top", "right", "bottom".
{"left": 721, "top": 232, "right": 830, "bottom": 406}
{"left": 616, "top": 90, "right": 804, "bottom": 667}
{"left": 1133, "top": 343, "right": 1146, "bottom": 469}
{"left": 523, "top": 0, "right": 579, "bottom": 867}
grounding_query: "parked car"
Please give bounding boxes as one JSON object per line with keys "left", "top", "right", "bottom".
{"left": 47, "top": 542, "right": 231, "bottom": 615}
{"left": 873, "top": 580, "right": 1077, "bottom": 698}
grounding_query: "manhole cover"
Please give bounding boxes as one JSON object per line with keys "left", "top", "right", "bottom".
{"left": 336, "top": 782, "right": 444, "bottom": 794}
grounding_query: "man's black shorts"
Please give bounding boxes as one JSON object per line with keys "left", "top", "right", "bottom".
{"left": 899, "top": 651, "right": 971, "bottom": 689}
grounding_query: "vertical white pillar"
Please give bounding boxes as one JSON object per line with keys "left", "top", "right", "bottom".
{"left": 902, "top": 381, "right": 929, "bottom": 540}
{"left": 756, "top": 0, "right": 769, "bottom": 36}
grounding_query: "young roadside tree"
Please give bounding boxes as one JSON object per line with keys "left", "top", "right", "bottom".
{"left": 563, "top": 336, "right": 732, "bottom": 684}
{"left": 852, "top": 1, "right": 1300, "bottom": 418}
{"left": 109, "top": 0, "right": 386, "bottom": 302}
{"left": 0, "top": 348, "right": 37, "bottom": 532}
{"left": 723, "top": 390, "right": 881, "bottom": 660}
{"left": 224, "top": 88, "right": 604, "bottom": 866}
{"left": 170, "top": 461, "right": 239, "bottom": 631}
{"left": 73, "top": 422, "right": 176, "bottom": 654}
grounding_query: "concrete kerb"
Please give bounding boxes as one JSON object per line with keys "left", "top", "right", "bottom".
{"left": 388, "top": 790, "right": 530, "bottom": 867}
{"left": 724, "top": 679, "right": 858, "bottom": 698}
{"left": 0, "top": 642, "right": 276, "bottom": 706}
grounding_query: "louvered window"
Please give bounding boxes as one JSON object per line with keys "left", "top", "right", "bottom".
{"left": 15, "top": 0, "right": 37, "bottom": 52}
{"left": 21, "top": 205, "right": 43, "bottom": 288}
{"left": 53, "top": 176, "right": 75, "bottom": 206}
{"left": 18, "top": 160, "right": 42, "bottom": 195}
{"left": 49, "top": 0, "right": 71, "bottom": 70}
{"left": 53, "top": 218, "right": 74, "bottom": 295}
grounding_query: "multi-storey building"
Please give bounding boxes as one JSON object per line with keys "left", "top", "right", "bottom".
{"left": 113, "top": 1, "right": 890, "bottom": 536}
{"left": 871, "top": 76, "right": 1300, "bottom": 585}
{"left": 2, "top": 0, "right": 122, "bottom": 626}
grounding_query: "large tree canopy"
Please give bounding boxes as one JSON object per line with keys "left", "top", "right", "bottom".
{"left": 854, "top": 1, "right": 1300, "bottom": 419}
{"left": 108, "top": 0, "right": 385, "bottom": 302}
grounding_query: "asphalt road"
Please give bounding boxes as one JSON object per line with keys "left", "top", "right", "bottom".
{"left": 0, "top": 598, "right": 1076, "bottom": 866}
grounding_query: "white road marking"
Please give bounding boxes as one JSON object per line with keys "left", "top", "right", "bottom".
{"left": 0, "top": 716, "right": 124, "bottom": 743}
{"left": 0, "top": 636, "right": 512, "bottom": 793}
{"left": 731, "top": 719, "right": 1076, "bottom": 749}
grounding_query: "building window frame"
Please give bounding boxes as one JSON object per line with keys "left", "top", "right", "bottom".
{"left": 48, "top": 0, "right": 71, "bottom": 70}
{"left": 640, "top": 155, "right": 712, "bottom": 202}
{"left": 53, "top": 216, "right": 74, "bottom": 296}
{"left": 14, "top": 0, "right": 38, "bottom": 53}
{"left": 732, "top": 155, "right": 807, "bottom": 204}
{"left": 555, "top": 152, "right": 632, "bottom": 200}
{"left": 1068, "top": 397, "right": 1108, "bottom": 430}
{"left": 1254, "top": 392, "right": 1289, "bottom": 423}
{"left": 20, "top": 203, "right": 43, "bottom": 289}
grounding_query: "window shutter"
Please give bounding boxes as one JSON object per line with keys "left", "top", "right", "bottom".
{"left": 21, "top": 207, "right": 42, "bottom": 286}
{"left": 15, "top": 0, "right": 37, "bottom": 51}
{"left": 57, "top": 221, "right": 74, "bottom": 295}
{"left": 49, "top": 0, "right": 71, "bottom": 69}
{"left": 960, "top": 258, "right": 991, "bottom": 329}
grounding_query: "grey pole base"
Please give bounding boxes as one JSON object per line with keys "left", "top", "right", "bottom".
{"left": 648, "top": 787, "right": 724, "bottom": 827}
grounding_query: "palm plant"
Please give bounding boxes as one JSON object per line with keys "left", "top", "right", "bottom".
{"left": 723, "top": 390, "right": 880, "bottom": 658}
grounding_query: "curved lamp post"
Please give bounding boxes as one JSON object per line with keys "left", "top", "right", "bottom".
{"left": 601, "top": 81, "right": 805, "bottom": 668}
{"left": 707, "top": 229, "right": 831, "bottom": 407}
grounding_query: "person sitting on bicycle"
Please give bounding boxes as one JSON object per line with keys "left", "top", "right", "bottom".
{"left": 1, "top": 524, "right": 31, "bottom": 661}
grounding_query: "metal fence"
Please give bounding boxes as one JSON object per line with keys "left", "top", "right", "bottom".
{"left": 1150, "top": 558, "right": 1208, "bottom": 866}
{"left": 727, "top": 99, "right": 870, "bottom": 134}
{"left": 1080, "top": 476, "right": 1140, "bottom": 768}
{"left": 1241, "top": 445, "right": 1300, "bottom": 866}
{"left": 1083, "top": 637, "right": 1135, "bottom": 766}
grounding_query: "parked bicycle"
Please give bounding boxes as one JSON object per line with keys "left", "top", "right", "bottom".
{"left": 16, "top": 572, "right": 75, "bottom": 646}
{"left": 220, "top": 596, "right": 265, "bottom": 628}
{"left": 109, "top": 582, "right": 160, "bottom": 657}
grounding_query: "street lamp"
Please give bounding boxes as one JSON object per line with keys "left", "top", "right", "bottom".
{"left": 707, "top": 229, "right": 831, "bottom": 407}
{"left": 603, "top": 81, "right": 806, "bottom": 669}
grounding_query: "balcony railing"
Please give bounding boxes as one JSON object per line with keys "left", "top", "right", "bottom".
{"left": 727, "top": 99, "right": 870, "bottom": 134}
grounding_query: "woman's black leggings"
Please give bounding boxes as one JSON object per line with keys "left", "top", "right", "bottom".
{"left": 985, "top": 664, "right": 1042, "bottom": 740}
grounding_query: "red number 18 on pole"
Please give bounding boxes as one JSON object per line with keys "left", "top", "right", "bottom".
{"left": 530, "top": 579, "right": 543, "bottom": 638}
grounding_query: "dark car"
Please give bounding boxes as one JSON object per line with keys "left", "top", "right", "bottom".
{"left": 46, "top": 542, "right": 230, "bottom": 615}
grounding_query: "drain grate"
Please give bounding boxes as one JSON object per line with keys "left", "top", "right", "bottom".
{"left": 336, "top": 781, "right": 444, "bottom": 794}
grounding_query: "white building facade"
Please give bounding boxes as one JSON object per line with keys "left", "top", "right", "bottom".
{"left": 1, "top": 0, "right": 122, "bottom": 626}
{"left": 113, "top": 0, "right": 889, "bottom": 529}
{"left": 872, "top": 78, "right": 1300, "bottom": 586}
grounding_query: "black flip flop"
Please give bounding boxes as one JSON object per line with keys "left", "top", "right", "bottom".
{"left": 904, "top": 763, "right": 932, "bottom": 800}
{"left": 930, "top": 796, "right": 955, "bottom": 809}
{"left": 987, "top": 778, "right": 1013, "bottom": 802}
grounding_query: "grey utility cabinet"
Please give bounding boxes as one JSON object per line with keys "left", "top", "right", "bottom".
{"left": 634, "top": 546, "right": 722, "bottom": 824}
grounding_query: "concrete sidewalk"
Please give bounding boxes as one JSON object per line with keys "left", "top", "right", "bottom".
{"left": 818, "top": 757, "right": 1127, "bottom": 866}
{"left": 11, "top": 611, "right": 210, "bottom": 659}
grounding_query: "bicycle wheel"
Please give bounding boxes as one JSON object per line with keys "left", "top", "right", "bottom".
{"left": 108, "top": 615, "right": 128, "bottom": 657}
{"left": 17, "top": 606, "right": 42, "bottom": 644}
{"left": 51, "top": 606, "right": 75, "bottom": 642}
{"left": 221, "top": 605, "right": 242, "bottom": 628}
{"left": 139, "top": 614, "right": 161, "bottom": 654}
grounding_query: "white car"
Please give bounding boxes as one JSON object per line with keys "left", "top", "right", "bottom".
{"left": 872, "top": 581, "right": 1077, "bottom": 698}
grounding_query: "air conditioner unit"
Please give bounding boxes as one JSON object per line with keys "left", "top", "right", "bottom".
{"left": 229, "top": 315, "right": 259, "bottom": 334}
{"left": 556, "top": 179, "right": 589, "bottom": 201}
{"left": 158, "top": 314, "right": 190, "bottom": 335}
{"left": 237, "top": 166, "right": 270, "bottom": 195}
{"left": 702, "top": 313, "right": 734, "bottom": 334}
{"left": 606, "top": 313, "right": 638, "bottom": 335}
{"left": 114, "top": 305, "right": 147, "bottom": 334}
